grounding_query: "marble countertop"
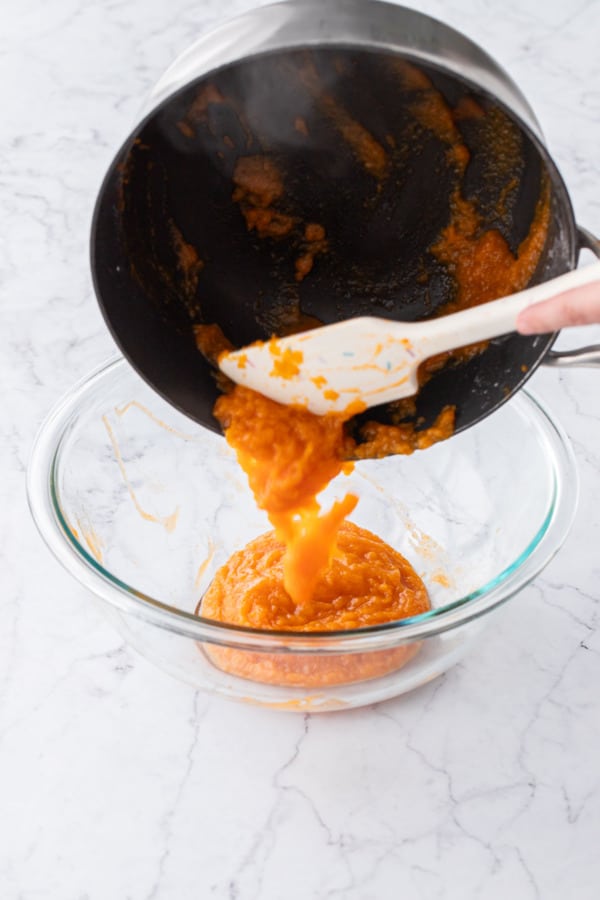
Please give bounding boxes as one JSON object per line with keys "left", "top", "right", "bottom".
{"left": 3, "top": 0, "right": 600, "bottom": 897}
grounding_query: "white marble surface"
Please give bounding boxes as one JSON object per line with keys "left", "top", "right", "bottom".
{"left": 2, "top": 0, "right": 600, "bottom": 897}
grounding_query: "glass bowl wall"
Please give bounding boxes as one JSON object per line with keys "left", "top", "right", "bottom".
{"left": 28, "top": 358, "right": 578, "bottom": 711}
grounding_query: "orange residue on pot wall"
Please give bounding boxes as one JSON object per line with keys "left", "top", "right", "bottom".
{"left": 431, "top": 183, "right": 551, "bottom": 314}
{"left": 232, "top": 156, "right": 296, "bottom": 238}
{"left": 169, "top": 222, "right": 204, "bottom": 298}
{"left": 392, "top": 59, "right": 552, "bottom": 381}
{"left": 295, "top": 222, "right": 328, "bottom": 282}
{"left": 230, "top": 154, "right": 329, "bottom": 281}
{"left": 421, "top": 180, "right": 551, "bottom": 378}
{"left": 297, "top": 57, "right": 390, "bottom": 181}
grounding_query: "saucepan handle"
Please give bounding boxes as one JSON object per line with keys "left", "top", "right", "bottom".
{"left": 543, "top": 226, "right": 600, "bottom": 368}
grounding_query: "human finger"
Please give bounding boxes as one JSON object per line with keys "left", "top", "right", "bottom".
{"left": 516, "top": 281, "right": 600, "bottom": 334}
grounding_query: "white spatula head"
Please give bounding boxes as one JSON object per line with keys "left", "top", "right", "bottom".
{"left": 218, "top": 317, "right": 422, "bottom": 415}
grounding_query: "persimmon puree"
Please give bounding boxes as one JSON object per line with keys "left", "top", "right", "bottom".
{"left": 199, "top": 521, "right": 429, "bottom": 687}
{"left": 232, "top": 156, "right": 296, "bottom": 239}
{"left": 391, "top": 59, "right": 553, "bottom": 382}
{"left": 194, "top": 322, "right": 456, "bottom": 463}
{"left": 431, "top": 184, "right": 551, "bottom": 315}
{"left": 213, "top": 384, "right": 358, "bottom": 606}
{"left": 209, "top": 379, "right": 454, "bottom": 605}
{"left": 195, "top": 382, "right": 434, "bottom": 688}
{"left": 193, "top": 321, "right": 450, "bottom": 689}
{"left": 418, "top": 180, "right": 551, "bottom": 381}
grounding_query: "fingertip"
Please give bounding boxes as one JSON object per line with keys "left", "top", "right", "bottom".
{"left": 516, "top": 312, "right": 536, "bottom": 335}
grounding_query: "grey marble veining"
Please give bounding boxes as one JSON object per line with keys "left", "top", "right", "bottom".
{"left": 2, "top": 0, "right": 600, "bottom": 897}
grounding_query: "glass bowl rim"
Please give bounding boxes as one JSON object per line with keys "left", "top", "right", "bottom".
{"left": 27, "top": 356, "right": 579, "bottom": 652}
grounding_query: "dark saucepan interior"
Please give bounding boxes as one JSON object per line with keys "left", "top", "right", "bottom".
{"left": 91, "top": 46, "right": 576, "bottom": 447}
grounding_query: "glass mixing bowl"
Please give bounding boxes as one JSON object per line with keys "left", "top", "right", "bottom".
{"left": 28, "top": 358, "right": 578, "bottom": 711}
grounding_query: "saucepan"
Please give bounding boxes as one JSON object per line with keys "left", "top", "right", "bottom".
{"left": 91, "top": 0, "right": 600, "bottom": 447}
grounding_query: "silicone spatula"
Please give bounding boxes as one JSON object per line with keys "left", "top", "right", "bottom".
{"left": 219, "top": 262, "right": 600, "bottom": 415}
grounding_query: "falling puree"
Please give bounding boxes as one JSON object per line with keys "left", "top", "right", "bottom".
{"left": 196, "top": 385, "right": 434, "bottom": 687}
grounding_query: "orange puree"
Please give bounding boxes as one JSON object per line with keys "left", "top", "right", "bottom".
{"left": 199, "top": 384, "right": 433, "bottom": 688}
{"left": 212, "top": 383, "right": 451, "bottom": 610}
{"left": 199, "top": 521, "right": 429, "bottom": 687}
{"left": 214, "top": 385, "right": 358, "bottom": 605}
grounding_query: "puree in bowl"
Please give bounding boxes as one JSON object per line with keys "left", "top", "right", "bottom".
{"left": 198, "top": 520, "right": 429, "bottom": 687}
{"left": 197, "top": 383, "right": 432, "bottom": 687}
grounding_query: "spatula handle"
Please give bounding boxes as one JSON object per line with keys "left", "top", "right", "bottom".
{"left": 416, "top": 262, "right": 600, "bottom": 356}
